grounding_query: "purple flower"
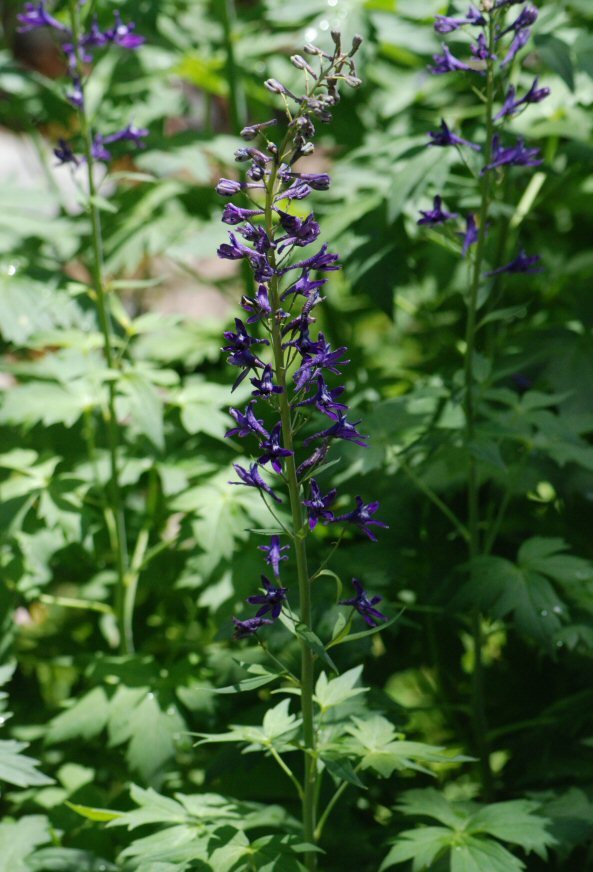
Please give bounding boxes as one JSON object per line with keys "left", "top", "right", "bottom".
{"left": 500, "top": 28, "right": 531, "bottom": 68}
{"left": 471, "top": 33, "right": 495, "bottom": 62}
{"left": 296, "top": 443, "right": 330, "bottom": 480}
{"left": 222, "top": 318, "right": 269, "bottom": 390}
{"left": 304, "top": 412, "right": 368, "bottom": 447}
{"left": 340, "top": 578, "right": 387, "bottom": 627}
{"left": 66, "top": 76, "right": 84, "bottom": 109}
{"left": 460, "top": 214, "right": 479, "bottom": 257}
{"left": 486, "top": 250, "right": 543, "bottom": 276}
{"left": 222, "top": 204, "right": 265, "bottom": 225}
{"left": 105, "top": 12, "right": 144, "bottom": 49}
{"left": 231, "top": 463, "right": 282, "bottom": 503}
{"left": 294, "top": 334, "right": 349, "bottom": 390}
{"left": 276, "top": 211, "right": 321, "bottom": 251}
{"left": 241, "top": 284, "right": 273, "bottom": 324}
{"left": 218, "top": 231, "right": 255, "bottom": 261}
{"left": 233, "top": 616, "right": 274, "bottom": 639}
{"left": 428, "top": 120, "right": 480, "bottom": 152}
{"left": 303, "top": 479, "right": 337, "bottom": 529}
{"left": 216, "top": 178, "right": 247, "bottom": 196}
{"left": 246, "top": 575, "right": 288, "bottom": 618}
{"left": 498, "top": 5, "right": 538, "bottom": 39}
{"left": 430, "top": 44, "right": 477, "bottom": 75}
{"left": 91, "top": 136, "right": 112, "bottom": 162}
{"left": 258, "top": 422, "right": 294, "bottom": 473}
{"left": 285, "top": 244, "right": 340, "bottom": 274}
{"left": 495, "top": 79, "right": 550, "bottom": 120}
{"left": 434, "top": 5, "right": 486, "bottom": 33}
{"left": 250, "top": 365, "right": 283, "bottom": 397}
{"left": 281, "top": 269, "right": 327, "bottom": 301}
{"left": 103, "top": 124, "right": 149, "bottom": 147}
{"left": 54, "top": 139, "right": 79, "bottom": 166}
{"left": 17, "top": 2, "right": 69, "bottom": 33}
{"left": 296, "top": 374, "right": 348, "bottom": 420}
{"left": 225, "top": 403, "right": 269, "bottom": 439}
{"left": 417, "top": 195, "right": 458, "bottom": 226}
{"left": 335, "top": 497, "right": 388, "bottom": 542}
{"left": 258, "top": 536, "right": 290, "bottom": 577}
{"left": 482, "top": 135, "right": 542, "bottom": 173}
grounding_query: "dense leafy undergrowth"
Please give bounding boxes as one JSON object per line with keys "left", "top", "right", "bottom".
{"left": 1, "top": 0, "right": 593, "bottom": 869}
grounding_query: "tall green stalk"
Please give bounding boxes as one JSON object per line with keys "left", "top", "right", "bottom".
{"left": 68, "top": 1, "right": 130, "bottom": 654}
{"left": 463, "top": 13, "right": 497, "bottom": 801}
{"left": 264, "top": 168, "right": 318, "bottom": 871}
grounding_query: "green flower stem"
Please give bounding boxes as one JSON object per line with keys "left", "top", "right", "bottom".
{"left": 39, "top": 594, "right": 113, "bottom": 615}
{"left": 269, "top": 746, "right": 304, "bottom": 800}
{"left": 314, "top": 762, "right": 363, "bottom": 841}
{"left": 68, "top": 2, "right": 129, "bottom": 653}
{"left": 463, "top": 13, "right": 497, "bottom": 801}
{"left": 264, "top": 167, "right": 318, "bottom": 870}
{"left": 122, "top": 468, "right": 159, "bottom": 653}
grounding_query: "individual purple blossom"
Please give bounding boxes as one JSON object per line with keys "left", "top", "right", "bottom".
{"left": 495, "top": 79, "right": 551, "bottom": 120}
{"left": 231, "top": 463, "right": 282, "bottom": 503}
{"left": 460, "top": 214, "right": 479, "bottom": 257}
{"left": 296, "top": 374, "right": 348, "bottom": 420}
{"left": 294, "top": 334, "right": 349, "bottom": 390}
{"left": 54, "top": 139, "right": 79, "bottom": 166}
{"left": 500, "top": 28, "right": 531, "bottom": 68}
{"left": 472, "top": 33, "right": 495, "bottom": 62}
{"left": 276, "top": 211, "right": 321, "bottom": 251}
{"left": 427, "top": 120, "right": 481, "bottom": 152}
{"left": 430, "top": 44, "right": 477, "bottom": 75}
{"left": 340, "top": 579, "right": 387, "bottom": 627}
{"left": 302, "top": 479, "right": 337, "bottom": 529}
{"left": 105, "top": 12, "right": 145, "bottom": 49}
{"left": 482, "top": 135, "right": 542, "bottom": 173}
{"left": 246, "top": 575, "right": 288, "bottom": 619}
{"left": 335, "top": 497, "right": 388, "bottom": 542}
{"left": 258, "top": 536, "right": 290, "bottom": 577}
{"left": 216, "top": 178, "right": 263, "bottom": 197}
{"left": 498, "top": 5, "right": 538, "bottom": 39}
{"left": 250, "top": 365, "right": 283, "bottom": 397}
{"left": 233, "top": 616, "right": 274, "bottom": 639}
{"left": 304, "top": 412, "right": 368, "bottom": 447}
{"left": 486, "top": 250, "right": 543, "bottom": 276}
{"left": 222, "top": 204, "right": 265, "bottom": 225}
{"left": 285, "top": 243, "right": 340, "bottom": 274}
{"left": 258, "top": 422, "right": 294, "bottom": 473}
{"left": 225, "top": 403, "right": 269, "bottom": 439}
{"left": 417, "top": 195, "right": 458, "bottom": 226}
{"left": 296, "top": 443, "right": 330, "bottom": 480}
{"left": 104, "top": 124, "right": 149, "bottom": 147}
{"left": 434, "top": 5, "right": 486, "bottom": 33}
{"left": 17, "top": 2, "right": 69, "bottom": 33}
{"left": 66, "top": 76, "right": 84, "bottom": 109}
{"left": 281, "top": 269, "right": 327, "bottom": 300}
{"left": 241, "top": 284, "right": 273, "bottom": 323}
{"left": 280, "top": 171, "right": 330, "bottom": 191}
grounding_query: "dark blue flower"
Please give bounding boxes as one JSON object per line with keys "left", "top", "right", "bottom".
{"left": 304, "top": 412, "right": 368, "bottom": 447}
{"left": 428, "top": 120, "right": 480, "bottom": 152}
{"left": 105, "top": 12, "right": 144, "bottom": 49}
{"left": 250, "top": 365, "right": 283, "bottom": 397}
{"left": 276, "top": 211, "right": 321, "bottom": 251}
{"left": 500, "top": 28, "right": 531, "bottom": 68}
{"left": 17, "top": 2, "right": 69, "bottom": 33}
{"left": 285, "top": 244, "right": 340, "bottom": 274}
{"left": 233, "top": 615, "right": 274, "bottom": 639}
{"left": 296, "top": 443, "right": 330, "bottom": 480}
{"left": 471, "top": 33, "right": 495, "bottom": 62}
{"left": 417, "top": 195, "right": 458, "bottom": 226}
{"left": 434, "top": 5, "right": 486, "bottom": 33}
{"left": 340, "top": 579, "right": 387, "bottom": 627}
{"left": 294, "top": 334, "right": 349, "bottom": 390}
{"left": 498, "top": 5, "right": 538, "bottom": 38}
{"left": 66, "top": 76, "right": 84, "bottom": 109}
{"left": 296, "top": 374, "right": 348, "bottom": 420}
{"left": 247, "top": 575, "right": 288, "bottom": 618}
{"left": 303, "top": 479, "right": 337, "bottom": 529}
{"left": 460, "top": 214, "right": 479, "bottom": 257}
{"left": 430, "top": 44, "right": 477, "bottom": 75}
{"left": 222, "top": 204, "right": 265, "bottom": 225}
{"left": 495, "top": 79, "right": 550, "bottom": 120}
{"left": 335, "top": 497, "right": 388, "bottom": 542}
{"left": 241, "top": 284, "right": 273, "bottom": 324}
{"left": 482, "top": 135, "right": 542, "bottom": 173}
{"left": 226, "top": 403, "right": 269, "bottom": 439}
{"left": 231, "top": 463, "right": 282, "bottom": 503}
{"left": 54, "top": 139, "right": 79, "bottom": 166}
{"left": 258, "top": 536, "right": 290, "bottom": 577}
{"left": 258, "top": 422, "right": 294, "bottom": 474}
{"left": 486, "top": 250, "right": 543, "bottom": 276}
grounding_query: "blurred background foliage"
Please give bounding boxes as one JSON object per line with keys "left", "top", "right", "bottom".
{"left": 1, "top": 0, "right": 593, "bottom": 869}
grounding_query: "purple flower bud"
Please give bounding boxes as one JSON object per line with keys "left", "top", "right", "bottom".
{"left": 471, "top": 33, "right": 495, "bottom": 62}
{"left": 296, "top": 443, "right": 330, "bottom": 479}
{"left": 459, "top": 214, "right": 479, "bottom": 257}
{"left": 225, "top": 403, "right": 269, "bottom": 440}
{"left": 291, "top": 54, "right": 317, "bottom": 76}
{"left": 265, "top": 78, "right": 287, "bottom": 94}
{"left": 53, "top": 138, "right": 80, "bottom": 166}
{"left": 500, "top": 28, "right": 531, "bottom": 68}
{"left": 428, "top": 120, "right": 481, "bottom": 151}
{"left": 498, "top": 5, "right": 538, "bottom": 39}
{"left": 17, "top": 2, "right": 69, "bottom": 33}
{"left": 222, "top": 204, "right": 265, "bottom": 225}
{"left": 250, "top": 365, "right": 283, "bottom": 398}
{"left": 434, "top": 5, "right": 486, "bottom": 33}
{"left": 304, "top": 412, "right": 368, "bottom": 447}
{"left": 240, "top": 118, "right": 279, "bottom": 141}
{"left": 340, "top": 578, "right": 386, "bottom": 627}
{"left": 276, "top": 211, "right": 321, "bottom": 251}
{"left": 216, "top": 178, "right": 244, "bottom": 196}
{"left": 102, "top": 124, "right": 149, "bottom": 147}
{"left": 417, "top": 195, "right": 458, "bottom": 226}
{"left": 482, "top": 135, "right": 542, "bottom": 173}
{"left": 430, "top": 44, "right": 477, "bottom": 75}
{"left": 486, "top": 250, "right": 543, "bottom": 276}
{"left": 231, "top": 463, "right": 282, "bottom": 503}
{"left": 495, "top": 79, "right": 550, "bottom": 120}
{"left": 232, "top": 615, "right": 274, "bottom": 639}
{"left": 258, "top": 423, "right": 294, "bottom": 474}
{"left": 91, "top": 135, "right": 112, "bottom": 162}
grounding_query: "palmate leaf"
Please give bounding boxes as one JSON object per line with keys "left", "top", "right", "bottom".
{"left": 27, "top": 848, "right": 117, "bottom": 872}
{"left": 314, "top": 666, "right": 367, "bottom": 711}
{"left": 380, "top": 826, "right": 452, "bottom": 871}
{"left": 0, "top": 739, "right": 53, "bottom": 790}
{"left": 449, "top": 838, "right": 525, "bottom": 872}
{"left": 0, "top": 816, "right": 52, "bottom": 872}
{"left": 467, "top": 799, "right": 557, "bottom": 856}
{"left": 195, "top": 698, "right": 300, "bottom": 753}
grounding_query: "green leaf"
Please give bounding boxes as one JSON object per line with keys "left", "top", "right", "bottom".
{"left": 396, "top": 788, "right": 468, "bottom": 829}
{"left": 66, "top": 802, "right": 122, "bottom": 823}
{"left": 47, "top": 687, "right": 110, "bottom": 744}
{"left": 380, "top": 827, "right": 451, "bottom": 871}
{"left": 450, "top": 837, "right": 525, "bottom": 872}
{"left": 535, "top": 34, "right": 574, "bottom": 91}
{"left": 321, "top": 755, "right": 366, "bottom": 788}
{"left": 467, "top": 800, "right": 556, "bottom": 856}
{"left": 0, "top": 739, "right": 53, "bottom": 789}
{"left": 118, "top": 370, "right": 165, "bottom": 451}
{"left": 0, "top": 816, "right": 52, "bottom": 871}
{"left": 327, "top": 612, "right": 401, "bottom": 648}
{"left": 293, "top": 623, "right": 338, "bottom": 674}
{"left": 314, "top": 666, "right": 367, "bottom": 710}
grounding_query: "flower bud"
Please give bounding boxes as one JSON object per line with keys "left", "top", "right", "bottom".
{"left": 264, "top": 78, "right": 286, "bottom": 94}
{"left": 291, "top": 54, "right": 316, "bottom": 76}
{"left": 343, "top": 75, "right": 362, "bottom": 88}
{"left": 331, "top": 30, "right": 341, "bottom": 52}
{"left": 303, "top": 42, "right": 323, "bottom": 56}
{"left": 350, "top": 34, "right": 363, "bottom": 56}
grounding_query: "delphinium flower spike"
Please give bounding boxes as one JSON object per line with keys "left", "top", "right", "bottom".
{"left": 216, "top": 31, "right": 388, "bottom": 865}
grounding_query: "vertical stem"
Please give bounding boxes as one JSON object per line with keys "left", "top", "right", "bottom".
{"left": 463, "top": 14, "right": 497, "bottom": 801}
{"left": 68, "top": 2, "right": 129, "bottom": 653}
{"left": 220, "top": 0, "right": 247, "bottom": 135}
{"left": 264, "top": 169, "right": 317, "bottom": 869}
